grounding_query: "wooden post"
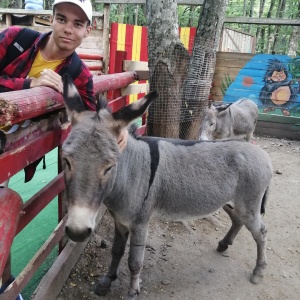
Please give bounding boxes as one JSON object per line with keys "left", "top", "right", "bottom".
{"left": 112, "top": 51, "right": 127, "bottom": 99}
{"left": 103, "top": 3, "right": 110, "bottom": 74}
{"left": 0, "top": 189, "right": 22, "bottom": 277}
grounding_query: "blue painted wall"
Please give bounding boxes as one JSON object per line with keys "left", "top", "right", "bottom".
{"left": 223, "top": 54, "right": 300, "bottom": 117}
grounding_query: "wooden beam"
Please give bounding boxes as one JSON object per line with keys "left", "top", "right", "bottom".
{"left": 224, "top": 17, "right": 300, "bottom": 26}
{"left": 123, "top": 60, "right": 148, "bottom": 71}
{"left": 0, "top": 216, "right": 68, "bottom": 300}
{"left": 121, "top": 83, "right": 149, "bottom": 95}
{"left": 95, "top": 0, "right": 204, "bottom": 5}
{"left": 31, "top": 205, "right": 107, "bottom": 300}
{"left": 0, "top": 8, "right": 103, "bottom": 17}
{"left": 0, "top": 72, "right": 137, "bottom": 126}
{"left": 103, "top": 4, "right": 110, "bottom": 73}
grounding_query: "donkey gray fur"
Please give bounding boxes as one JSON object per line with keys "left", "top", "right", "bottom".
{"left": 200, "top": 98, "right": 259, "bottom": 141}
{"left": 61, "top": 74, "right": 272, "bottom": 299}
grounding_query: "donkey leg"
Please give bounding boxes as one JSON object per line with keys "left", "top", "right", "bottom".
{"left": 126, "top": 224, "right": 149, "bottom": 300}
{"left": 245, "top": 216, "right": 267, "bottom": 284}
{"left": 217, "top": 205, "right": 243, "bottom": 252}
{"left": 95, "top": 220, "right": 129, "bottom": 296}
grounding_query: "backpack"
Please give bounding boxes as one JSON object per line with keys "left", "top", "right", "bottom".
{"left": 0, "top": 27, "right": 82, "bottom": 79}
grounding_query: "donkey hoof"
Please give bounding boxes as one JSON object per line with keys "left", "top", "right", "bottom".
{"left": 126, "top": 288, "right": 139, "bottom": 300}
{"left": 250, "top": 273, "right": 263, "bottom": 284}
{"left": 95, "top": 277, "right": 111, "bottom": 296}
{"left": 217, "top": 241, "right": 228, "bottom": 252}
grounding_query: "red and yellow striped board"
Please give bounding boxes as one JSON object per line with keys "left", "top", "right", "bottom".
{"left": 109, "top": 23, "right": 196, "bottom": 103}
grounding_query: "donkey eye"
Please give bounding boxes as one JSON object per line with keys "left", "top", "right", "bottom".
{"left": 63, "top": 158, "right": 71, "bottom": 170}
{"left": 104, "top": 165, "right": 113, "bottom": 176}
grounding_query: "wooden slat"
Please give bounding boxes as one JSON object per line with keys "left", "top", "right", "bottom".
{"left": 0, "top": 72, "right": 137, "bottom": 126}
{"left": 122, "top": 83, "right": 149, "bottom": 96}
{"left": 31, "top": 205, "right": 107, "bottom": 300}
{"left": 255, "top": 120, "right": 300, "bottom": 140}
{"left": 0, "top": 125, "right": 70, "bottom": 183}
{"left": 16, "top": 173, "right": 65, "bottom": 235}
{"left": 95, "top": 0, "right": 204, "bottom": 5}
{"left": 0, "top": 189, "right": 22, "bottom": 278}
{"left": 0, "top": 8, "right": 103, "bottom": 17}
{"left": 123, "top": 60, "right": 148, "bottom": 71}
{"left": 0, "top": 216, "right": 68, "bottom": 300}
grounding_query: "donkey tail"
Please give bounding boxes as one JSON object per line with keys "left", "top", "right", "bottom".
{"left": 260, "top": 187, "right": 269, "bottom": 215}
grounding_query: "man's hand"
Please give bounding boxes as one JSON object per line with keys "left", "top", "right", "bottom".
{"left": 117, "top": 129, "right": 128, "bottom": 152}
{"left": 30, "top": 69, "right": 63, "bottom": 93}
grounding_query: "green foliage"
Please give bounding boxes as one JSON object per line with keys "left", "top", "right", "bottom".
{"left": 221, "top": 74, "right": 234, "bottom": 96}
{"left": 288, "top": 57, "right": 300, "bottom": 78}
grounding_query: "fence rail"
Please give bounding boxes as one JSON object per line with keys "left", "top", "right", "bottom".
{"left": 0, "top": 71, "right": 141, "bottom": 299}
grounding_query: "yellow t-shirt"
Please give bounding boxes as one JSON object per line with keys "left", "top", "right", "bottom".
{"left": 27, "top": 50, "right": 64, "bottom": 78}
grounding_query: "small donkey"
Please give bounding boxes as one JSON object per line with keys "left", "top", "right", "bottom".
{"left": 200, "top": 98, "right": 259, "bottom": 141}
{"left": 61, "top": 74, "right": 272, "bottom": 299}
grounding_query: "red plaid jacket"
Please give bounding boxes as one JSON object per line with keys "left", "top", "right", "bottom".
{"left": 0, "top": 26, "right": 96, "bottom": 111}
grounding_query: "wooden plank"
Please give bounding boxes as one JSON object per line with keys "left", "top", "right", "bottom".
{"left": 0, "top": 216, "right": 68, "bottom": 300}
{"left": 122, "top": 83, "right": 149, "bottom": 96}
{"left": 216, "top": 52, "right": 254, "bottom": 61}
{"left": 135, "top": 70, "right": 149, "bottom": 80}
{"left": 123, "top": 60, "right": 148, "bottom": 71}
{"left": 95, "top": 0, "right": 204, "bottom": 5}
{"left": 0, "top": 126, "right": 70, "bottom": 183}
{"left": 0, "top": 189, "right": 22, "bottom": 278}
{"left": 0, "top": 72, "right": 137, "bottom": 126}
{"left": 255, "top": 120, "right": 300, "bottom": 140}
{"left": 224, "top": 17, "right": 300, "bottom": 26}
{"left": 31, "top": 205, "right": 107, "bottom": 300}
{"left": 0, "top": 8, "right": 103, "bottom": 17}
{"left": 16, "top": 173, "right": 65, "bottom": 235}
{"left": 258, "top": 113, "right": 300, "bottom": 125}
{"left": 103, "top": 4, "right": 110, "bottom": 73}
{"left": 0, "top": 112, "right": 63, "bottom": 153}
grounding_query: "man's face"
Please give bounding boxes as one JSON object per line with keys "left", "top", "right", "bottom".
{"left": 51, "top": 3, "right": 91, "bottom": 52}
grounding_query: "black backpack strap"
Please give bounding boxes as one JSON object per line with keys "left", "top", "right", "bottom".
{"left": 59, "top": 52, "right": 82, "bottom": 81}
{"left": 0, "top": 28, "right": 40, "bottom": 70}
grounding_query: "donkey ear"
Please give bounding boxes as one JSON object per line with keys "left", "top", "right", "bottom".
{"left": 216, "top": 103, "right": 232, "bottom": 113}
{"left": 112, "top": 91, "right": 158, "bottom": 126}
{"left": 62, "top": 74, "right": 86, "bottom": 116}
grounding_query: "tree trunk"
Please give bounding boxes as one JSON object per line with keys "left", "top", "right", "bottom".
{"left": 180, "top": 0, "right": 227, "bottom": 140}
{"left": 265, "top": 0, "right": 276, "bottom": 53}
{"left": 8, "top": 0, "right": 22, "bottom": 8}
{"left": 146, "top": 0, "right": 190, "bottom": 138}
{"left": 117, "top": 4, "right": 125, "bottom": 24}
{"left": 272, "top": 0, "right": 286, "bottom": 53}
{"left": 287, "top": 2, "right": 300, "bottom": 57}
{"left": 256, "top": 0, "right": 266, "bottom": 40}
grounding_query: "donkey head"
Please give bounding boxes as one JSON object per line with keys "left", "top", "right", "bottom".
{"left": 61, "top": 74, "right": 157, "bottom": 242}
{"left": 200, "top": 102, "right": 232, "bottom": 141}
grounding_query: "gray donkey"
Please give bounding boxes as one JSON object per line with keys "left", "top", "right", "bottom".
{"left": 61, "top": 74, "right": 273, "bottom": 299}
{"left": 200, "top": 98, "right": 259, "bottom": 141}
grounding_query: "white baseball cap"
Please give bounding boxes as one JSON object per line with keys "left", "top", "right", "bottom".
{"left": 52, "top": 0, "right": 93, "bottom": 23}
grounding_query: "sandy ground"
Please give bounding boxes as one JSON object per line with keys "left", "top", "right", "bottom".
{"left": 57, "top": 135, "right": 300, "bottom": 300}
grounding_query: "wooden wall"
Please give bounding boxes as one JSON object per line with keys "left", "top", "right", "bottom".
{"left": 211, "top": 52, "right": 255, "bottom": 102}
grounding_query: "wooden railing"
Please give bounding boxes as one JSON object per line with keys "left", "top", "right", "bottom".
{"left": 0, "top": 71, "right": 141, "bottom": 299}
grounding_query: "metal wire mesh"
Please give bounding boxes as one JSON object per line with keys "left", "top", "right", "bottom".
{"left": 147, "top": 36, "right": 216, "bottom": 140}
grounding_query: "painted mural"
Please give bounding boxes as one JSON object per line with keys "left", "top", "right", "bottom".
{"left": 223, "top": 54, "right": 300, "bottom": 117}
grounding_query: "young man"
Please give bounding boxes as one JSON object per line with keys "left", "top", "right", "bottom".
{"left": 0, "top": 0, "right": 95, "bottom": 109}
{"left": 0, "top": 0, "right": 127, "bottom": 297}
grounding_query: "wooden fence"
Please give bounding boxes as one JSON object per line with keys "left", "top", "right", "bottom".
{"left": 0, "top": 71, "right": 146, "bottom": 299}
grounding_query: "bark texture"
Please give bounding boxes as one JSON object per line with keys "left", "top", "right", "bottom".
{"left": 180, "top": 0, "right": 227, "bottom": 139}
{"left": 146, "top": 0, "right": 190, "bottom": 138}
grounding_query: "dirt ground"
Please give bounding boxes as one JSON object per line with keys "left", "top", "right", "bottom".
{"left": 57, "top": 135, "right": 300, "bottom": 300}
